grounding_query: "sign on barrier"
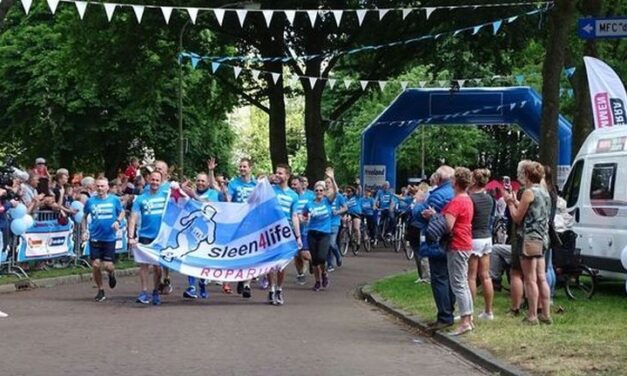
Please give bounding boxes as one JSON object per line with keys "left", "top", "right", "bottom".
{"left": 82, "top": 220, "right": 129, "bottom": 257}
{"left": 16, "top": 220, "right": 75, "bottom": 262}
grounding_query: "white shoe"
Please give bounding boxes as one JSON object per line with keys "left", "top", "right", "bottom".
{"left": 478, "top": 312, "right": 495, "bottom": 321}
{"left": 0, "top": 310, "right": 8, "bottom": 318}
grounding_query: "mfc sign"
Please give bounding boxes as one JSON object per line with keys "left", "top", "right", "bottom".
{"left": 363, "top": 165, "right": 386, "bottom": 190}
{"left": 579, "top": 18, "right": 627, "bottom": 39}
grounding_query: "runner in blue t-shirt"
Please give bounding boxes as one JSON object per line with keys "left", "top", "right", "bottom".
{"left": 128, "top": 171, "right": 168, "bottom": 305}
{"left": 267, "top": 164, "right": 302, "bottom": 306}
{"left": 226, "top": 158, "right": 257, "bottom": 297}
{"left": 82, "top": 177, "right": 125, "bottom": 302}
{"left": 290, "top": 176, "right": 315, "bottom": 285}
{"left": 375, "top": 181, "right": 396, "bottom": 238}
{"left": 344, "top": 185, "right": 363, "bottom": 248}
{"left": 361, "top": 188, "right": 376, "bottom": 242}
{"left": 327, "top": 179, "right": 347, "bottom": 271}
{"left": 301, "top": 167, "right": 338, "bottom": 291}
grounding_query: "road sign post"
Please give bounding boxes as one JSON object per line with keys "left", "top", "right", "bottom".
{"left": 579, "top": 17, "right": 627, "bottom": 39}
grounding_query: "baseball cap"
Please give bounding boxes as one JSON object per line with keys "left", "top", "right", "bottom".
{"left": 35, "top": 157, "right": 46, "bottom": 164}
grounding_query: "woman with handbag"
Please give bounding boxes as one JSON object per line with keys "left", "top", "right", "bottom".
{"left": 504, "top": 162, "right": 552, "bottom": 325}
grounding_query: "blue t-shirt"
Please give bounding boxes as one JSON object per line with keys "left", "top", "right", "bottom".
{"left": 228, "top": 177, "right": 257, "bottom": 203}
{"left": 196, "top": 188, "right": 220, "bottom": 202}
{"left": 346, "top": 194, "right": 362, "bottom": 215}
{"left": 296, "top": 190, "right": 315, "bottom": 231}
{"left": 397, "top": 195, "right": 413, "bottom": 212}
{"left": 376, "top": 189, "right": 394, "bottom": 209}
{"left": 132, "top": 190, "right": 168, "bottom": 240}
{"left": 361, "top": 197, "right": 375, "bottom": 216}
{"left": 303, "top": 197, "right": 333, "bottom": 234}
{"left": 84, "top": 195, "right": 124, "bottom": 242}
{"left": 273, "top": 185, "right": 298, "bottom": 225}
{"left": 330, "top": 193, "right": 347, "bottom": 227}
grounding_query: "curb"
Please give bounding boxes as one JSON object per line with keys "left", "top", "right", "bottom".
{"left": 359, "top": 284, "right": 528, "bottom": 376}
{"left": 0, "top": 267, "right": 140, "bottom": 294}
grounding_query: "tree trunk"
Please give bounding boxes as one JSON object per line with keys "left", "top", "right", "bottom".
{"left": 304, "top": 82, "right": 327, "bottom": 182}
{"left": 572, "top": 0, "right": 602, "bottom": 158}
{"left": 267, "top": 80, "right": 288, "bottom": 169}
{"left": 539, "top": 0, "right": 577, "bottom": 172}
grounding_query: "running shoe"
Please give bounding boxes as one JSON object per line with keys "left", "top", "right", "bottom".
{"left": 108, "top": 272, "right": 117, "bottom": 289}
{"left": 478, "top": 312, "right": 495, "bottom": 321}
{"left": 275, "top": 290, "right": 284, "bottom": 305}
{"left": 152, "top": 290, "right": 161, "bottom": 305}
{"left": 0, "top": 310, "right": 8, "bottom": 318}
{"left": 242, "top": 285, "right": 251, "bottom": 299}
{"left": 162, "top": 278, "right": 173, "bottom": 295}
{"left": 183, "top": 286, "right": 198, "bottom": 299}
{"left": 136, "top": 291, "right": 150, "bottom": 305}
{"left": 337, "top": 258, "right": 343, "bottom": 267}
{"left": 327, "top": 266, "right": 335, "bottom": 273}
{"left": 313, "top": 281, "right": 321, "bottom": 292}
{"left": 296, "top": 274, "right": 306, "bottom": 285}
{"left": 236, "top": 281, "right": 244, "bottom": 294}
{"left": 94, "top": 289, "right": 106, "bottom": 302}
{"left": 267, "top": 291, "right": 275, "bottom": 304}
{"left": 322, "top": 273, "right": 329, "bottom": 288}
{"left": 199, "top": 284, "right": 208, "bottom": 299}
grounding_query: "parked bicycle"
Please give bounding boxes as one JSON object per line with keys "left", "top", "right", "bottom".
{"left": 553, "top": 230, "right": 597, "bottom": 300}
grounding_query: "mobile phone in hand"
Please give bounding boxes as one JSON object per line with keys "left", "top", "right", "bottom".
{"left": 503, "top": 176, "right": 511, "bottom": 192}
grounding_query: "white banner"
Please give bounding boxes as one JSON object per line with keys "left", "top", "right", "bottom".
{"left": 584, "top": 56, "right": 627, "bottom": 130}
{"left": 363, "top": 165, "right": 386, "bottom": 191}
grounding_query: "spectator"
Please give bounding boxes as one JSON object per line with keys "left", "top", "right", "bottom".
{"left": 504, "top": 161, "right": 552, "bottom": 325}
{"left": 467, "top": 168, "right": 496, "bottom": 321}
{"left": 124, "top": 157, "right": 141, "bottom": 181}
{"left": 21, "top": 171, "right": 43, "bottom": 213}
{"left": 133, "top": 175, "right": 145, "bottom": 195}
{"left": 32, "top": 157, "right": 49, "bottom": 178}
{"left": 412, "top": 165, "right": 455, "bottom": 331}
{"left": 81, "top": 176, "right": 96, "bottom": 198}
{"left": 543, "top": 165, "right": 558, "bottom": 298}
{"left": 442, "top": 167, "right": 474, "bottom": 336}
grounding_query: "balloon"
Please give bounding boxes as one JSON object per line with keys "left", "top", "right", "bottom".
{"left": 73, "top": 211, "right": 84, "bottom": 224}
{"left": 70, "top": 201, "right": 84, "bottom": 212}
{"left": 10, "top": 218, "right": 28, "bottom": 235}
{"left": 23, "top": 214, "right": 34, "bottom": 229}
{"left": 11, "top": 203, "right": 27, "bottom": 219}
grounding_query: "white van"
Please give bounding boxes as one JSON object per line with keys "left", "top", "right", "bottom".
{"left": 561, "top": 127, "right": 627, "bottom": 288}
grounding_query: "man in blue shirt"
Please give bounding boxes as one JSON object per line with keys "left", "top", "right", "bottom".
{"left": 268, "top": 163, "right": 302, "bottom": 305}
{"left": 361, "top": 188, "right": 376, "bottom": 242}
{"left": 82, "top": 177, "right": 125, "bottom": 302}
{"left": 326, "top": 181, "right": 347, "bottom": 271}
{"left": 291, "top": 176, "right": 314, "bottom": 285}
{"left": 375, "top": 181, "right": 395, "bottom": 239}
{"left": 128, "top": 171, "right": 168, "bottom": 305}
{"left": 227, "top": 158, "right": 257, "bottom": 297}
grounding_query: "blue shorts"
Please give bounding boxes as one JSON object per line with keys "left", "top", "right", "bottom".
{"left": 89, "top": 240, "right": 116, "bottom": 262}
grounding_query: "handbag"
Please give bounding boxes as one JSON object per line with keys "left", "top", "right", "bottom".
{"left": 522, "top": 237, "right": 543, "bottom": 257}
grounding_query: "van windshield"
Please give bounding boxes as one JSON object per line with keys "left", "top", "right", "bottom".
{"left": 562, "top": 159, "right": 584, "bottom": 208}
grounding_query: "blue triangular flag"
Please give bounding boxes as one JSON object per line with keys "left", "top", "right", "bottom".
{"left": 191, "top": 57, "right": 201, "bottom": 69}
{"left": 515, "top": 74, "right": 524, "bottom": 85}
{"left": 492, "top": 20, "right": 502, "bottom": 35}
{"left": 564, "top": 67, "right": 576, "bottom": 78}
{"left": 472, "top": 25, "right": 482, "bottom": 35}
{"left": 211, "top": 62, "right": 220, "bottom": 73}
{"left": 567, "top": 89, "right": 574, "bottom": 97}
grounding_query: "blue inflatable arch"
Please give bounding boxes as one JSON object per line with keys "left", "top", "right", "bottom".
{"left": 360, "top": 87, "right": 572, "bottom": 189}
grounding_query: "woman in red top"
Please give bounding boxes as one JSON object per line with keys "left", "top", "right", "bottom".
{"left": 443, "top": 167, "right": 474, "bottom": 335}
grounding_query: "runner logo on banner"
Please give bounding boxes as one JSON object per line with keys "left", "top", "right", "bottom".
{"left": 584, "top": 56, "right": 627, "bottom": 129}
{"left": 134, "top": 179, "right": 298, "bottom": 282}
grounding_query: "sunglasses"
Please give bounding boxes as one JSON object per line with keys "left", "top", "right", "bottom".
{"left": 314, "top": 189, "right": 325, "bottom": 192}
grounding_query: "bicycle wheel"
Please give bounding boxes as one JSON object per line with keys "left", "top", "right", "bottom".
{"left": 362, "top": 229, "right": 372, "bottom": 252}
{"left": 381, "top": 217, "right": 392, "bottom": 248}
{"left": 393, "top": 222, "right": 402, "bottom": 253}
{"left": 403, "top": 239, "right": 414, "bottom": 260}
{"left": 564, "top": 265, "right": 596, "bottom": 300}
{"left": 351, "top": 234, "right": 360, "bottom": 256}
{"left": 338, "top": 227, "right": 350, "bottom": 256}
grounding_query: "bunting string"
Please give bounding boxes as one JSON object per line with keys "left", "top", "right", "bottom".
{"left": 180, "top": 6, "right": 550, "bottom": 65}
{"left": 19, "top": 0, "right": 553, "bottom": 27}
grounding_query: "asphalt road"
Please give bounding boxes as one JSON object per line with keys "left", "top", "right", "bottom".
{"left": 0, "top": 250, "right": 487, "bottom": 376}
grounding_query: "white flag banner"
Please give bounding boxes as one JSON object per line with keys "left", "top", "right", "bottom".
{"left": 132, "top": 5, "right": 144, "bottom": 23}
{"left": 47, "top": 0, "right": 60, "bottom": 14}
{"left": 328, "top": 78, "right": 336, "bottom": 89}
{"left": 308, "top": 77, "right": 317, "bottom": 89}
{"left": 332, "top": 10, "right": 343, "bottom": 27}
{"left": 236, "top": 9, "right": 248, "bottom": 27}
{"left": 284, "top": 10, "right": 296, "bottom": 26}
{"left": 262, "top": 10, "right": 273, "bottom": 28}
{"left": 356, "top": 9, "right": 367, "bottom": 26}
{"left": 271, "top": 72, "right": 281, "bottom": 84}
{"left": 161, "top": 6, "right": 173, "bottom": 24}
{"left": 187, "top": 8, "right": 199, "bottom": 24}
{"left": 438, "top": 80, "right": 447, "bottom": 87}
{"left": 425, "top": 7, "right": 435, "bottom": 20}
{"left": 419, "top": 81, "right": 427, "bottom": 88}
{"left": 378, "top": 81, "right": 387, "bottom": 91}
{"left": 307, "top": 10, "right": 318, "bottom": 28}
{"left": 75, "top": 1, "right": 87, "bottom": 20}
{"left": 360, "top": 80, "right": 368, "bottom": 90}
{"left": 233, "top": 66, "right": 242, "bottom": 79}
{"left": 251, "top": 69, "right": 261, "bottom": 80}
{"left": 400, "top": 81, "right": 409, "bottom": 90}
{"left": 343, "top": 79, "right": 352, "bottom": 89}
{"left": 378, "top": 9, "right": 390, "bottom": 21}
{"left": 402, "top": 9, "right": 412, "bottom": 20}
{"left": 458, "top": 79, "right": 466, "bottom": 88}
{"left": 214, "top": 9, "right": 225, "bottom": 26}
{"left": 21, "top": 0, "right": 32, "bottom": 14}
{"left": 584, "top": 56, "right": 627, "bottom": 129}
{"left": 104, "top": 3, "right": 116, "bottom": 22}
